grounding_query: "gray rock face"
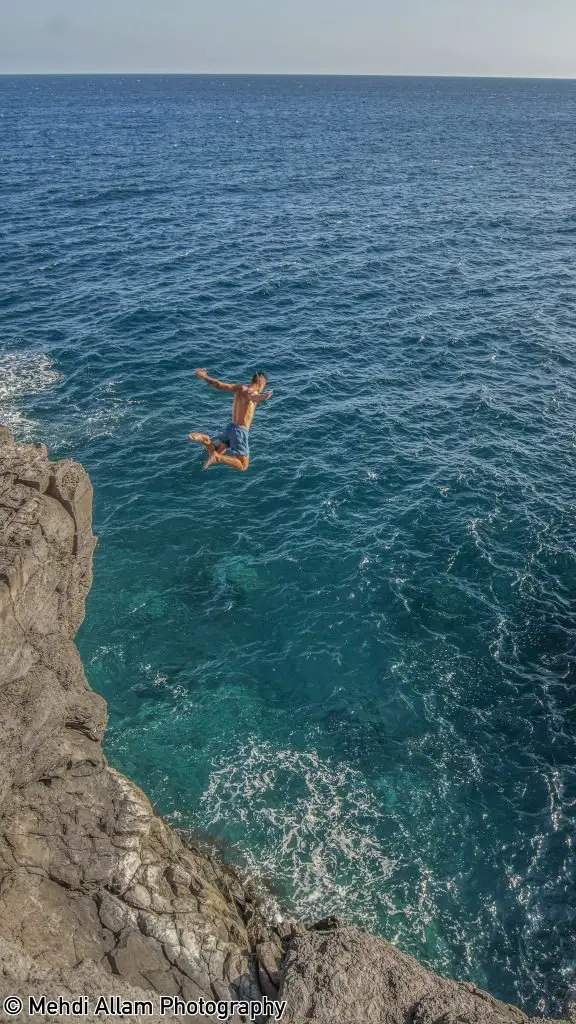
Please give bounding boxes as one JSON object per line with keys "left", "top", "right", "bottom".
{"left": 0, "top": 431, "right": 563, "bottom": 1023}
{"left": 278, "top": 926, "right": 557, "bottom": 1024}
{"left": 0, "top": 430, "right": 284, "bottom": 1021}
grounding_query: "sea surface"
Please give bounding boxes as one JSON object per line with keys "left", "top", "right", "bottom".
{"left": 1, "top": 74, "right": 575, "bottom": 1015}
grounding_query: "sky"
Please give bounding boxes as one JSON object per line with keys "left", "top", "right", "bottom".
{"left": 1, "top": 0, "right": 575, "bottom": 77}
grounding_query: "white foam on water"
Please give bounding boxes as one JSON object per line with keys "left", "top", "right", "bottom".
{"left": 83, "top": 399, "right": 138, "bottom": 440}
{"left": 200, "top": 739, "right": 395, "bottom": 928}
{"left": 0, "top": 351, "right": 63, "bottom": 432}
{"left": 52, "top": 380, "right": 145, "bottom": 445}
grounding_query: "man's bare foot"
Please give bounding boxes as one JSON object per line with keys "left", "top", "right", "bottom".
{"left": 189, "top": 432, "right": 211, "bottom": 445}
{"left": 203, "top": 451, "right": 220, "bottom": 470}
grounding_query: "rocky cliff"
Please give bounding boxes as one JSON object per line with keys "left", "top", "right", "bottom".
{"left": 0, "top": 431, "right": 564, "bottom": 1024}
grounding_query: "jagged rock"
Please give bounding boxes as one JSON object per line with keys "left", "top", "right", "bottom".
{"left": 278, "top": 926, "right": 557, "bottom": 1024}
{"left": 256, "top": 940, "right": 282, "bottom": 986}
{"left": 310, "top": 916, "right": 341, "bottom": 933}
{"left": 0, "top": 432, "right": 278, "bottom": 1019}
{"left": 0, "top": 935, "right": 187, "bottom": 1023}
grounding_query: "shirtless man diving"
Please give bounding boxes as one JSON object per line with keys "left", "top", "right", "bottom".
{"left": 188, "top": 369, "right": 273, "bottom": 471}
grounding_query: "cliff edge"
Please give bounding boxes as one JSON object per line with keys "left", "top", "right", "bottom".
{"left": 0, "top": 431, "right": 564, "bottom": 1023}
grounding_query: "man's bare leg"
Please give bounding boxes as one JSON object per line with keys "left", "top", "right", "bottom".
{"left": 188, "top": 432, "right": 212, "bottom": 446}
{"left": 189, "top": 434, "right": 228, "bottom": 465}
{"left": 203, "top": 451, "right": 249, "bottom": 472}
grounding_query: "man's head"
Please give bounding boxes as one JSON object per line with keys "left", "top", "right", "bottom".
{"left": 251, "top": 371, "right": 268, "bottom": 392}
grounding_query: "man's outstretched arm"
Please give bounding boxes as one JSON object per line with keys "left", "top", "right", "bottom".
{"left": 195, "top": 368, "right": 237, "bottom": 392}
{"left": 249, "top": 389, "right": 273, "bottom": 404}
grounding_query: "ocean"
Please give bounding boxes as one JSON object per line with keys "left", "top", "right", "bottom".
{"left": 1, "top": 74, "right": 575, "bottom": 1015}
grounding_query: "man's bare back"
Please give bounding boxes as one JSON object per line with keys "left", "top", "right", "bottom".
{"left": 188, "top": 368, "right": 273, "bottom": 472}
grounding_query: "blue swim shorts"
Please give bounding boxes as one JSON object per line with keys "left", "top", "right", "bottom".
{"left": 216, "top": 422, "right": 250, "bottom": 457}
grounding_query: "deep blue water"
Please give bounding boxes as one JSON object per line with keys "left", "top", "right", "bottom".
{"left": 1, "top": 74, "right": 576, "bottom": 1015}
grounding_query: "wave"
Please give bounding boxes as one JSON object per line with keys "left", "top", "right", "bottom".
{"left": 0, "top": 351, "right": 63, "bottom": 433}
{"left": 199, "top": 739, "right": 394, "bottom": 930}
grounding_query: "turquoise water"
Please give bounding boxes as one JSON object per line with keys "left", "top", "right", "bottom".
{"left": 1, "top": 75, "right": 575, "bottom": 1015}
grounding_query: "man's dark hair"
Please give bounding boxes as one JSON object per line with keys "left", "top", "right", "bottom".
{"left": 252, "top": 371, "right": 267, "bottom": 384}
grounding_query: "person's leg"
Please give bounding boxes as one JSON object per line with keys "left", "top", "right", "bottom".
{"left": 189, "top": 433, "right": 227, "bottom": 457}
{"left": 218, "top": 452, "right": 249, "bottom": 471}
{"left": 203, "top": 451, "right": 250, "bottom": 472}
{"left": 188, "top": 432, "right": 212, "bottom": 445}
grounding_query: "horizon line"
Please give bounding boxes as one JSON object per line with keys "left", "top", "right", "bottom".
{"left": 1, "top": 71, "right": 576, "bottom": 81}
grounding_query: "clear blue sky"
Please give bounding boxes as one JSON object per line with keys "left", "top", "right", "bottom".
{"left": 1, "top": 0, "right": 575, "bottom": 77}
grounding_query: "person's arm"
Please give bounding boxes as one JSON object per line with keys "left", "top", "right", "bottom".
{"left": 250, "top": 389, "right": 273, "bottom": 404}
{"left": 195, "top": 368, "right": 237, "bottom": 392}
